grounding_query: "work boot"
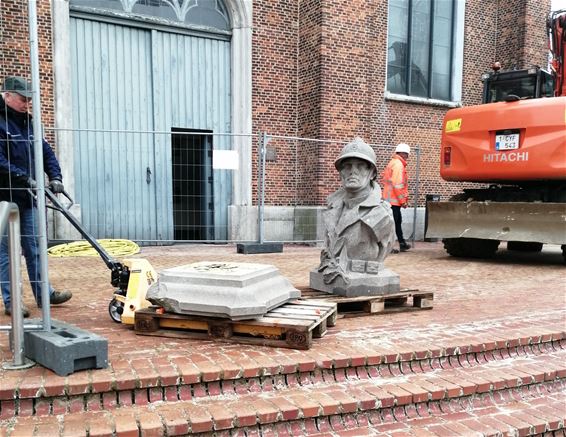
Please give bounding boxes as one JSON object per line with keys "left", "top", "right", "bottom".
{"left": 49, "top": 290, "right": 72, "bottom": 305}
{"left": 4, "top": 306, "right": 30, "bottom": 318}
{"left": 399, "top": 243, "right": 411, "bottom": 252}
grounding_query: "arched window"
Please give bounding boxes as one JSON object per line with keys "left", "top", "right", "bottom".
{"left": 70, "top": 0, "right": 230, "bottom": 33}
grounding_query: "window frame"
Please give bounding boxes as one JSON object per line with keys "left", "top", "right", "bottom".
{"left": 385, "top": 0, "right": 465, "bottom": 107}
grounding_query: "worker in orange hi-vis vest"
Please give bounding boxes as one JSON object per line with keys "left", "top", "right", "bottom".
{"left": 381, "top": 143, "right": 411, "bottom": 252}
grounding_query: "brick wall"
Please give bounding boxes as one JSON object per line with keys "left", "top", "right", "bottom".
{"left": 496, "top": 0, "right": 549, "bottom": 71}
{"left": 251, "top": 0, "right": 299, "bottom": 204}
{"left": 522, "top": 0, "right": 552, "bottom": 69}
{"left": 252, "top": 0, "right": 552, "bottom": 206}
{"left": 494, "top": 1, "right": 527, "bottom": 71}
{"left": 298, "top": 0, "right": 322, "bottom": 139}
{"left": 0, "top": 0, "right": 55, "bottom": 144}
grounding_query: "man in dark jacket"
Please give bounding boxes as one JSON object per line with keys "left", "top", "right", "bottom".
{"left": 0, "top": 76, "right": 72, "bottom": 317}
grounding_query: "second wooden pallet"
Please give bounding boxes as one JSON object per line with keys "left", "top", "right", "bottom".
{"left": 299, "top": 288, "right": 433, "bottom": 317}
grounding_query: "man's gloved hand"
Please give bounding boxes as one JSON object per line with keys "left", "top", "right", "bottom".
{"left": 48, "top": 179, "right": 64, "bottom": 194}
{"left": 26, "top": 177, "right": 37, "bottom": 189}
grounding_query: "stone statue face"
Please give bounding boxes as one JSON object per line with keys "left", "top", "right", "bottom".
{"left": 339, "top": 157, "right": 375, "bottom": 193}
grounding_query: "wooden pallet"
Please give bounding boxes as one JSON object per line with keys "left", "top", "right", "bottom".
{"left": 299, "top": 288, "right": 433, "bottom": 318}
{"left": 134, "top": 300, "right": 337, "bottom": 350}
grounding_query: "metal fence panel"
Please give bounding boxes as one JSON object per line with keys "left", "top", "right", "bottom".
{"left": 256, "top": 135, "right": 422, "bottom": 244}
{"left": 46, "top": 128, "right": 422, "bottom": 246}
{"left": 49, "top": 129, "right": 250, "bottom": 245}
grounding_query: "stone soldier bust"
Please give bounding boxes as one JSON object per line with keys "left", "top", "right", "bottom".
{"left": 309, "top": 137, "right": 400, "bottom": 297}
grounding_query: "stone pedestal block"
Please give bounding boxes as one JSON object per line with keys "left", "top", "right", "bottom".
{"left": 146, "top": 261, "right": 300, "bottom": 320}
{"left": 309, "top": 268, "right": 400, "bottom": 297}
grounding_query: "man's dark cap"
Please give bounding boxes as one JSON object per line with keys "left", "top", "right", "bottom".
{"left": 2, "top": 76, "right": 32, "bottom": 98}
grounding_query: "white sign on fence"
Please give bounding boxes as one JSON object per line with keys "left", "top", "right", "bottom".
{"left": 213, "top": 150, "right": 239, "bottom": 170}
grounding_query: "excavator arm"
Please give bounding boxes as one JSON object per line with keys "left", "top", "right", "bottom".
{"left": 548, "top": 9, "right": 566, "bottom": 96}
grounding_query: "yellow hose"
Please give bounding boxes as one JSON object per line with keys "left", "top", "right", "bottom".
{"left": 48, "top": 239, "right": 140, "bottom": 258}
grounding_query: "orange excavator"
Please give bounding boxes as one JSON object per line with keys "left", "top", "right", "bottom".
{"left": 426, "top": 10, "right": 566, "bottom": 260}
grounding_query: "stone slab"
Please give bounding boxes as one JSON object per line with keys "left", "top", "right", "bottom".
{"left": 146, "top": 261, "right": 300, "bottom": 320}
{"left": 236, "top": 243, "right": 284, "bottom": 254}
{"left": 24, "top": 319, "right": 108, "bottom": 376}
{"left": 309, "top": 268, "right": 400, "bottom": 297}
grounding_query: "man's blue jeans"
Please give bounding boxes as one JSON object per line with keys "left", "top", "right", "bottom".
{"left": 0, "top": 207, "right": 53, "bottom": 309}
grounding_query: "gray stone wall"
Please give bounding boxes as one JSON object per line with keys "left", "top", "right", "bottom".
{"left": 229, "top": 205, "right": 426, "bottom": 243}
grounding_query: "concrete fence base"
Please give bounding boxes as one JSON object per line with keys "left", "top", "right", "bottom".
{"left": 229, "top": 205, "right": 426, "bottom": 243}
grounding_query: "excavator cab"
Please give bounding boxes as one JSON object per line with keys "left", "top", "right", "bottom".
{"left": 481, "top": 67, "right": 555, "bottom": 103}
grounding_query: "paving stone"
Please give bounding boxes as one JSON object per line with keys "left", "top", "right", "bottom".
{"left": 0, "top": 243, "right": 565, "bottom": 437}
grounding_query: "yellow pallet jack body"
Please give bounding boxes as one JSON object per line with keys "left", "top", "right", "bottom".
{"left": 46, "top": 188, "right": 155, "bottom": 325}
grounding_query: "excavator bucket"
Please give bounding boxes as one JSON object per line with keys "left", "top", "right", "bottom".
{"left": 426, "top": 201, "right": 566, "bottom": 245}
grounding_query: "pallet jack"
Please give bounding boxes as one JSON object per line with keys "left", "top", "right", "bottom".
{"left": 46, "top": 188, "right": 156, "bottom": 325}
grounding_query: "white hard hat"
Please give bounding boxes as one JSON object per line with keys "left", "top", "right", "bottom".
{"left": 395, "top": 143, "right": 411, "bottom": 155}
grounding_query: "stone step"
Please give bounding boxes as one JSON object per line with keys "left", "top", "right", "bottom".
{"left": 4, "top": 390, "right": 565, "bottom": 437}
{"left": 1, "top": 329, "right": 563, "bottom": 420}
{"left": 308, "top": 390, "right": 566, "bottom": 436}
{"left": 2, "top": 346, "right": 565, "bottom": 435}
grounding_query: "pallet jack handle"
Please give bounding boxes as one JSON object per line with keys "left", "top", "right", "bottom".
{"left": 45, "top": 188, "right": 130, "bottom": 292}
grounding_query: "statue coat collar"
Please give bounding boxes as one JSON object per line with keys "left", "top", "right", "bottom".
{"left": 325, "top": 183, "right": 383, "bottom": 236}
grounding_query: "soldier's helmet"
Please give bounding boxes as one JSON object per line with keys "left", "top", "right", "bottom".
{"left": 334, "top": 137, "right": 377, "bottom": 172}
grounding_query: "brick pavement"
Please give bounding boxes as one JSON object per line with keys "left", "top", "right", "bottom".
{"left": 0, "top": 242, "right": 565, "bottom": 436}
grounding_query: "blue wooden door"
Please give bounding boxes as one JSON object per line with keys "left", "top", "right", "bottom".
{"left": 70, "top": 17, "right": 231, "bottom": 241}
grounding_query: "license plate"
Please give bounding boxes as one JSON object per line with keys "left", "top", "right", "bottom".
{"left": 495, "top": 133, "right": 519, "bottom": 150}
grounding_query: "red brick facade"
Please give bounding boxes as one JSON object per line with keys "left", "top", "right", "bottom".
{"left": 0, "top": 0, "right": 55, "bottom": 143}
{"left": 252, "top": 0, "right": 552, "bottom": 206}
{"left": 0, "top": 0, "right": 552, "bottom": 207}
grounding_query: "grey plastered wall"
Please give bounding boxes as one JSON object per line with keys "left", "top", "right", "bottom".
{"left": 229, "top": 205, "right": 426, "bottom": 243}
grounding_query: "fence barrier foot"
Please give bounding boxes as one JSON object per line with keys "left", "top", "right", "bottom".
{"left": 2, "top": 357, "right": 35, "bottom": 370}
{"left": 236, "top": 243, "right": 284, "bottom": 254}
